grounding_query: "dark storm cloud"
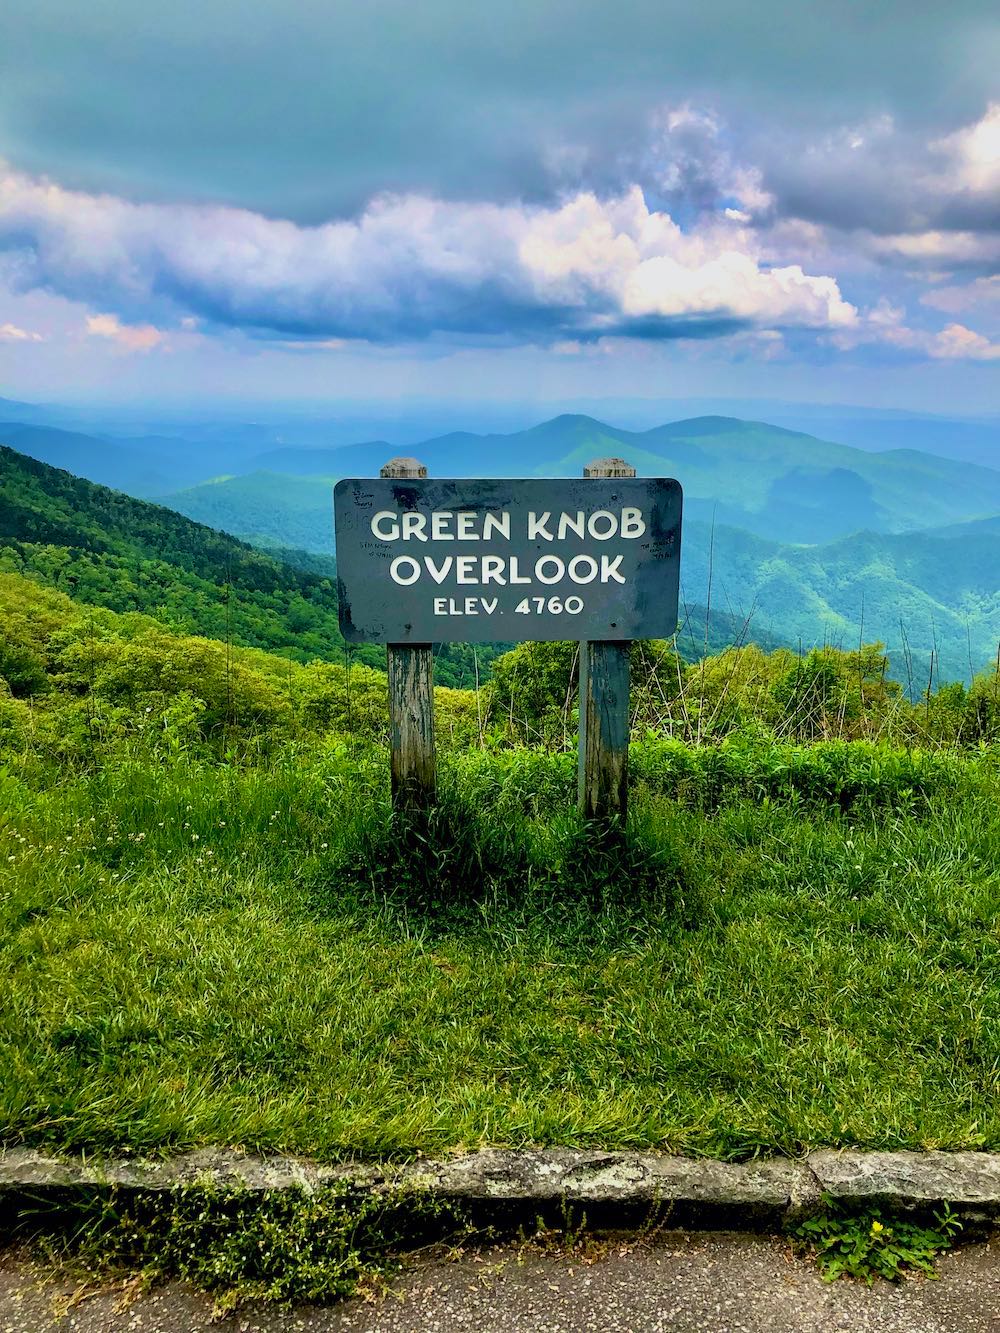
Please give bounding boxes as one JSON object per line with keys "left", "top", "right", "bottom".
{"left": 1, "top": 0, "right": 997, "bottom": 219}
{"left": 742, "top": 115, "right": 1000, "bottom": 238}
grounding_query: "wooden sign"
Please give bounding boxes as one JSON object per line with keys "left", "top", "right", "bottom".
{"left": 334, "top": 458, "right": 683, "bottom": 823}
{"left": 334, "top": 476, "right": 682, "bottom": 645}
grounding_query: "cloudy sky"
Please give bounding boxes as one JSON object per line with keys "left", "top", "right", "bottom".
{"left": 1, "top": 0, "right": 998, "bottom": 411}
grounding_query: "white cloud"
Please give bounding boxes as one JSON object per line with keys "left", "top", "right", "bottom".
{"left": 933, "top": 103, "right": 1000, "bottom": 195}
{"left": 852, "top": 104, "right": 1000, "bottom": 271}
{"left": 273, "top": 336, "right": 349, "bottom": 351}
{"left": 511, "top": 188, "right": 856, "bottom": 330}
{"left": 9, "top": 101, "right": 998, "bottom": 360}
{"left": 928, "top": 322, "right": 1000, "bottom": 361}
{"left": 837, "top": 300, "right": 1000, "bottom": 361}
{"left": 921, "top": 275, "right": 1000, "bottom": 315}
{"left": 85, "top": 312, "right": 165, "bottom": 351}
{"left": 0, "top": 320, "right": 42, "bottom": 342}
{"left": 866, "top": 229, "right": 1000, "bottom": 268}
{"left": 0, "top": 164, "right": 856, "bottom": 345}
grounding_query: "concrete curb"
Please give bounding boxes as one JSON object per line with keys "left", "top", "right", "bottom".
{"left": 3, "top": 1147, "right": 1000, "bottom": 1232}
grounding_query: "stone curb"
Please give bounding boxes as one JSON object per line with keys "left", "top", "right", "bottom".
{"left": 3, "top": 1147, "right": 1000, "bottom": 1232}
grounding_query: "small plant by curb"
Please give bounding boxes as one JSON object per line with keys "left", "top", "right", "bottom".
{"left": 789, "top": 1198, "right": 961, "bottom": 1284}
{"left": 22, "top": 1181, "right": 474, "bottom": 1314}
{"left": 516, "top": 1195, "right": 676, "bottom": 1266}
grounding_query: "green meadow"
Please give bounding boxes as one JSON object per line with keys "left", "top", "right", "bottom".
{"left": 3, "top": 571, "right": 1000, "bottom": 1162}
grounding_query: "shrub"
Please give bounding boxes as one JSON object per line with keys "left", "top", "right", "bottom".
{"left": 791, "top": 1202, "right": 960, "bottom": 1284}
{"left": 29, "top": 1183, "right": 469, "bottom": 1311}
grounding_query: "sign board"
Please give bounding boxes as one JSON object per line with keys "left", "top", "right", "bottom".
{"left": 334, "top": 477, "right": 682, "bottom": 644}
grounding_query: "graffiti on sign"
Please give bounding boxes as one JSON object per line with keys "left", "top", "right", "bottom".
{"left": 334, "top": 477, "right": 682, "bottom": 644}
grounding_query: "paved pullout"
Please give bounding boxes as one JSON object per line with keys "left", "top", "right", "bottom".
{"left": 3, "top": 1233, "right": 999, "bottom": 1333}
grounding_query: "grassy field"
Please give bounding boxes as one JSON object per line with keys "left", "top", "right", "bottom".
{"left": 2, "top": 738, "right": 999, "bottom": 1161}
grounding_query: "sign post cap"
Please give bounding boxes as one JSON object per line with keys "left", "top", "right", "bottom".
{"left": 380, "top": 457, "right": 428, "bottom": 479}
{"left": 584, "top": 457, "right": 637, "bottom": 478}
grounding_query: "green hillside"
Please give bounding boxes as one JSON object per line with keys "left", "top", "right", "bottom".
{"left": 917, "top": 514, "right": 1000, "bottom": 540}
{"left": 4, "top": 564, "right": 995, "bottom": 763}
{"left": 9, "top": 410, "right": 1000, "bottom": 550}
{"left": 0, "top": 421, "right": 204, "bottom": 495}
{"left": 3, "top": 565, "right": 1000, "bottom": 1183}
{"left": 0, "top": 447, "right": 496, "bottom": 688}
{"left": 679, "top": 523, "right": 1000, "bottom": 685}
{"left": 624, "top": 417, "right": 1000, "bottom": 540}
{"left": 0, "top": 417, "right": 278, "bottom": 495}
{"left": 5, "top": 440, "right": 995, "bottom": 690}
{"left": 165, "top": 470, "right": 339, "bottom": 553}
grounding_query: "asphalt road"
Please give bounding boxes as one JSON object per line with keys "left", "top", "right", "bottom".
{"left": 2, "top": 1232, "right": 999, "bottom": 1333}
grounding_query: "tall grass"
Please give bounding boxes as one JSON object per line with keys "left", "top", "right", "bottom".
{"left": 2, "top": 738, "right": 999, "bottom": 1160}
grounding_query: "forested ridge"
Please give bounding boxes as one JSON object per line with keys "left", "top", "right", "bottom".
{"left": 0, "top": 443, "right": 345, "bottom": 652}
{"left": 0, "top": 446, "right": 496, "bottom": 688}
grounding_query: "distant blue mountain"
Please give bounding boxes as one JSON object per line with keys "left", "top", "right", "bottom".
{"left": 0, "top": 422, "right": 182, "bottom": 494}
{"left": 763, "top": 412, "right": 1000, "bottom": 470}
{"left": 0, "top": 421, "right": 265, "bottom": 495}
{"left": 222, "top": 413, "right": 1000, "bottom": 545}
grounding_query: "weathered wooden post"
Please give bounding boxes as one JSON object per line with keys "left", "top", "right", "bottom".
{"left": 380, "top": 457, "right": 436, "bottom": 810}
{"left": 578, "top": 457, "right": 636, "bottom": 824}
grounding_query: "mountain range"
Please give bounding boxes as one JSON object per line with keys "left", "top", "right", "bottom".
{"left": 1, "top": 404, "right": 997, "bottom": 688}
{"left": 159, "top": 414, "right": 1000, "bottom": 546}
